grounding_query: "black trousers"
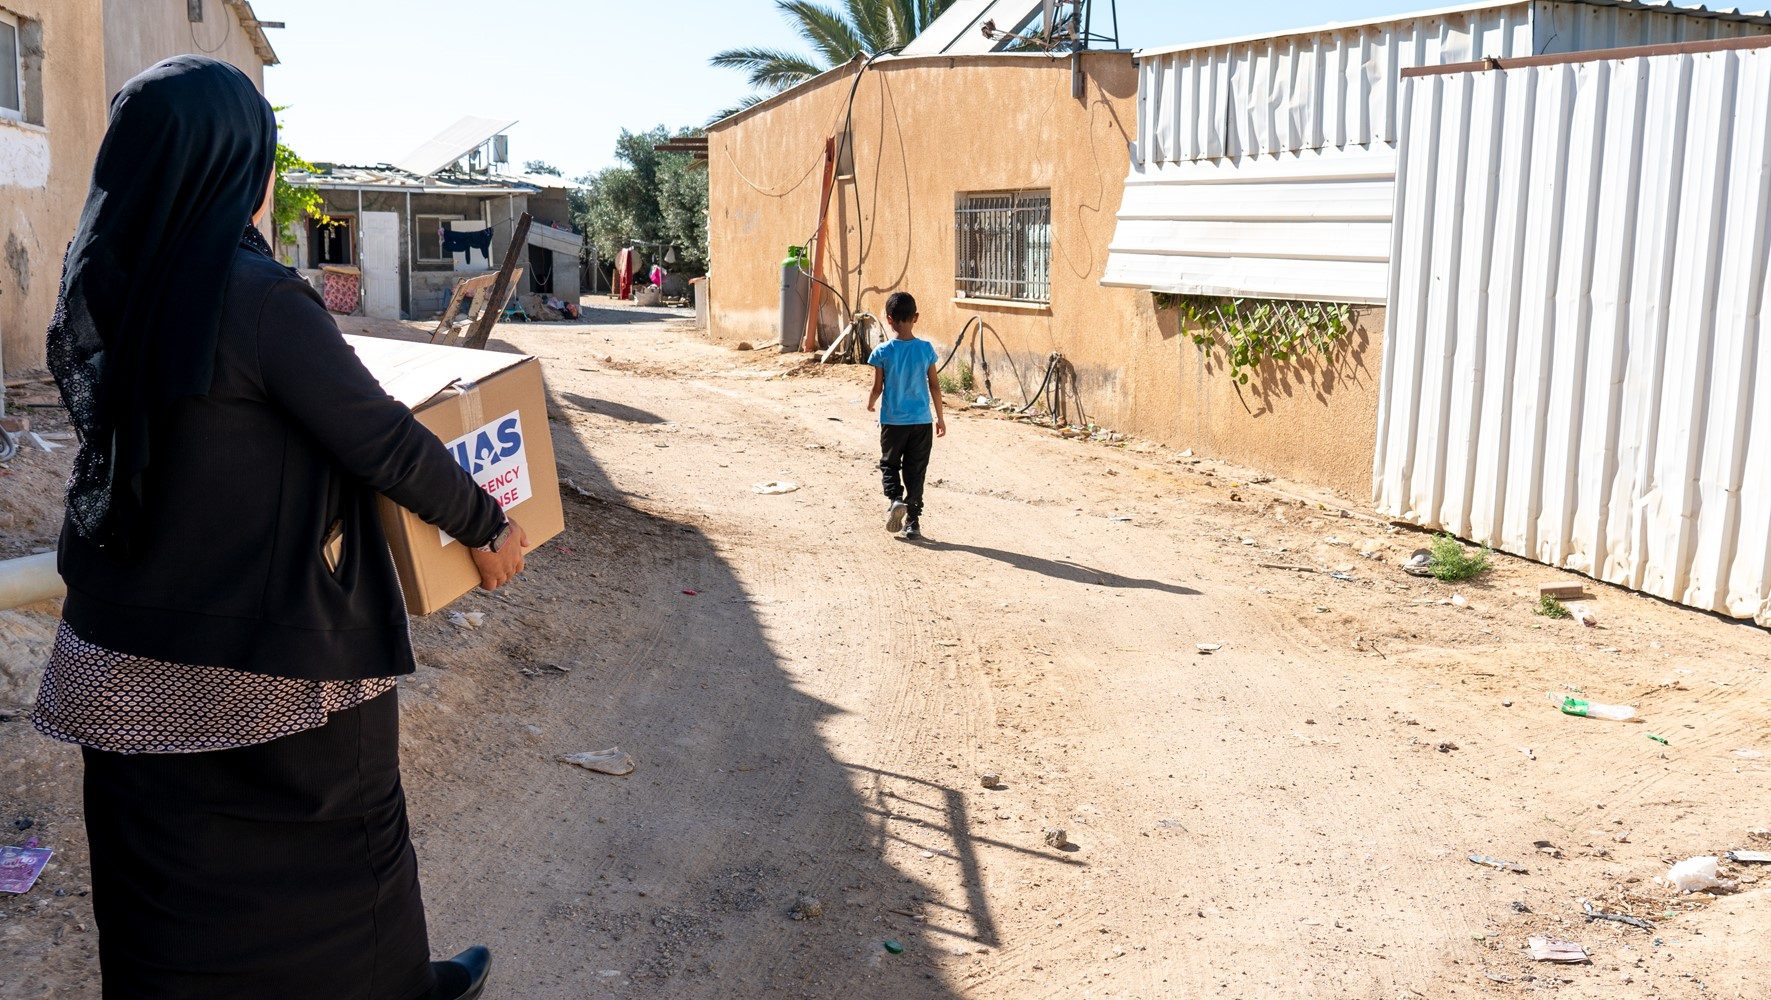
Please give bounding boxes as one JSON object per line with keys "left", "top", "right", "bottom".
{"left": 82, "top": 691, "right": 435, "bottom": 1000}
{"left": 879, "top": 424, "right": 934, "bottom": 518}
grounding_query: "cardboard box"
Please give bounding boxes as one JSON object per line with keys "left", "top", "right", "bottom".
{"left": 348, "top": 335, "right": 564, "bottom": 615}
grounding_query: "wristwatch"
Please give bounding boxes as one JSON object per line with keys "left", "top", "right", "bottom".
{"left": 476, "top": 518, "right": 514, "bottom": 554}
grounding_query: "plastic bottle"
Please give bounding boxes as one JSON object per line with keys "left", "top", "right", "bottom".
{"left": 1560, "top": 696, "right": 1636, "bottom": 722}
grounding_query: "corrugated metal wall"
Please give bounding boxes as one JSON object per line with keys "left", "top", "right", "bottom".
{"left": 1375, "top": 45, "right": 1771, "bottom": 627}
{"left": 1104, "top": 1, "right": 1771, "bottom": 305}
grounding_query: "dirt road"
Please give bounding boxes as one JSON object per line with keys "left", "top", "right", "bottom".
{"left": 3, "top": 305, "right": 1768, "bottom": 999}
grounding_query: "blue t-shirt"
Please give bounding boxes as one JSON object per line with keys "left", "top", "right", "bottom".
{"left": 869, "top": 336, "right": 939, "bottom": 426}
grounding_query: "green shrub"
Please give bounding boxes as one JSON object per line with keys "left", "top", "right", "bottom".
{"left": 1535, "top": 595, "right": 1573, "bottom": 620}
{"left": 1428, "top": 534, "right": 1492, "bottom": 582}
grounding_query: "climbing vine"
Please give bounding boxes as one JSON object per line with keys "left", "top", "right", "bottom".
{"left": 1154, "top": 293, "right": 1358, "bottom": 385}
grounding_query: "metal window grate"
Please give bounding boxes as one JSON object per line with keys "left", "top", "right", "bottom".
{"left": 956, "top": 191, "right": 1052, "bottom": 304}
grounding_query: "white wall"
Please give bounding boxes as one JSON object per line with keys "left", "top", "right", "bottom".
{"left": 1376, "top": 43, "right": 1771, "bottom": 626}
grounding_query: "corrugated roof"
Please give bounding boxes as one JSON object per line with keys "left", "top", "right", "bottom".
{"left": 393, "top": 116, "right": 519, "bottom": 178}
{"left": 1136, "top": 0, "right": 1771, "bottom": 59}
{"left": 292, "top": 164, "right": 544, "bottom": 196}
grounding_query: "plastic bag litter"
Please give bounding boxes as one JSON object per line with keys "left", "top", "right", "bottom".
{"left": 446, "top": 611, "right": 486, "bottom": 630}
{"left": 558, "top": 748, "right": 636, "bottom": 776}
{"left": 752, "top": 481, "right": 801, "bottom": 495}
{"left": 1666, "top": 856, "right": 1734, "bottom": 894}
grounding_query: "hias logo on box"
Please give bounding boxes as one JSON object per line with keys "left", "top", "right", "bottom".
{"left": 450, "top": 414, "right": 522, "bottom": 475}
{"left": 439, "top": 410, "right": 533, "bottom": 547}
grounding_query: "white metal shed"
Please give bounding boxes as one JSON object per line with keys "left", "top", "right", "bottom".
{"left": 1101, "top": 0, "right": 1771, "bottom": 304}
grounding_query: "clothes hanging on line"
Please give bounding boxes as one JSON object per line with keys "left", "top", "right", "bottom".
{"left": 614, "top": 248, "right": 636, "bottom": 300}
{"left": 649, "top": 265, "right": 666, "bottom": 288}
{"left": 442, "top": 227, "right": 494, "bottom": 262}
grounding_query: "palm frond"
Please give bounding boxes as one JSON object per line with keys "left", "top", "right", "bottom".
{"left": 707, "top": 93, "right": 772, "bottom": 126}
{"left": 776, "top": 0, "right": 869, "bottom": 64}
{"left": 710, "top": 46, "right": 827, "bottom": 90}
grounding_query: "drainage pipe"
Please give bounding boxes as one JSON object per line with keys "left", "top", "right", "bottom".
{"left": 0, "top": 552, "right": 65, "bottom": 611}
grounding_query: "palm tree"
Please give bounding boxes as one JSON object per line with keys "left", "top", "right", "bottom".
{"left": 711, "top": 0, "right": 957, "bottom": 118}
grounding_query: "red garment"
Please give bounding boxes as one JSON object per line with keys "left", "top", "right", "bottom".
{"left": 615, "top": 248, "right": 635, "bottom": 300}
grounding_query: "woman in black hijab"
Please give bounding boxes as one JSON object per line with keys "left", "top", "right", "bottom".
{"left": 36, "top": 56, "right": 523, "bottom": 1000}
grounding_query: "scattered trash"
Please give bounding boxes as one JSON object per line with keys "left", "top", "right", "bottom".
{"left": 1510, "top": 901, "right": 1532, "bottom": 913}
{"left": 1559, "top": 696, "right": 1636, "bottom": 722}
{"left": 1526, "top": 936, "right": 1590, "bottom": 963}
{"left": 1469, "top": 854, "right": 1529, "bottom": 874}
{"left": 790, "top": 894, "right": 824, "bottom": 921}
{"left": 1110, "top": 515, "right": 1133, "bottom": 523}
{"left": 446, "top": 611, "right": 486, "bottom": 630}
{"left": 1665, "top": 856, "right": 1733, "bottom": 894}
{"left": 558, "top": 748, "right": 636, "bottom": 777}
{"left": 752, "top": 481, "right": 801, "bottom": 495}
{"left": 979, "top": 772, "right": 1003, "bottom": 790}
{"left": 883, "top": 940, "right": 905, "bottom": 955}
{"left": 1240, "top": 537, "right": 1257, "bottom": 546}
{"left": 0, "top": 841, "right": 52, "bottom": 894}
{"left": 1331, "top": 571, "right": 1355, "bottom": 582}
{"left": 682, "top": 589, "right": 699, "bottom": 597}
{"left": 1573, "top": 607, "right": 1598, "bottom": 628}
{"left": 11, "top": 817, "right": 31, "bottom": 832}
{"left": 1402, "top": 550, "right": 1435, "bottom": 577}
{"left": 1534, "top": 840, "right": 1564, "bottom": 859}
{"left": 1521, "top": 747, "right": 1536, "bottom": 760}
{"left": 1731, "top": 749, "right": 1764, "bottom": 760}
{"left": 1582, "top": 900, "right": 1654, "bottom": 931}
{"left": 1437, "top": 742, "right": 1459, "bottom": 753}
{"left": 560, "top": 477, "right": 595, "bottom": 498}
{"left": 1450, "top": 594, "right": 1469, "bottom": 608}
{"left": 1044, "top": 827, "right": 1071, "bottom": 849}
{"left": 1648, "top": 734, "right": 1670, "bottom": 746}
{"left": 1195, "top": 643, "right": 1222, "bottom": 655}
{"left": 1539, "top": 582, "right": 1591, "bottom": 601}
{"left": 27, "top": 432, "right": 62, "bottom": 452}
{"left": 1725, "top": 850, "right": 1771, "bottom": 864}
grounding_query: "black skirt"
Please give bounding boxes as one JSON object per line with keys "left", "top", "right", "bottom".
{"left": 81, "top": 691, "right": 436, "bottom": 1000}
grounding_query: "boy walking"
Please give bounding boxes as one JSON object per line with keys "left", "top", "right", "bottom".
{"left": 867, "top": 292, "right": 946, "bottom": 540}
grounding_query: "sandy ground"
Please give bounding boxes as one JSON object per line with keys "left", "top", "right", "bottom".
{"left": 1, "top": 303, "right": 1768, "bottom": 999}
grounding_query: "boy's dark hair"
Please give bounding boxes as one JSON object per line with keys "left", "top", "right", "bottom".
{"left": 885, "top": 292, "right": 918, "bottom": 323}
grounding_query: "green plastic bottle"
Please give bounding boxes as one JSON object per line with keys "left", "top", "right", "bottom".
{"left": 1560, "top": 696, "right": 1635, "bottom": 722}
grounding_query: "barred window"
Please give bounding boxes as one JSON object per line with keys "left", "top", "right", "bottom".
{"left": 955, "top": 191, "right": 1052, "bottom": 304}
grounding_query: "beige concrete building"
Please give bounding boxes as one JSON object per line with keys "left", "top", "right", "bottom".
{"left": 705, "top": 52, "right": 1385, "bottom": 498}
{"left": 0, "top": 0, "right": 275, "bottom": 380}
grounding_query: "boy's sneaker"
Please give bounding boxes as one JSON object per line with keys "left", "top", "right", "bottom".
{"left": 886, "top": 500, "right": 908, "bottom": 533}
{"left": 901, "top": 518, "right": 922, "bottom": 541}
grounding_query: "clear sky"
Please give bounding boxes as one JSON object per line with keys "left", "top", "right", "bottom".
{"left": 249, "top": 0, "right": 1689, "bottom": 177}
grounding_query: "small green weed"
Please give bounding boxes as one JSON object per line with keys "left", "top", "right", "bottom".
{"left": 1428, "top": 534, "right": 1492, "bottom": 582}
{"left": 1535, "top": 595, "right": 1573, "bottom": 619}
{"left": 937, "top": 363, "right": 976, "bottom": 397}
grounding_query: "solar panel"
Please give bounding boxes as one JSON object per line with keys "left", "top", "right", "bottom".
{"left": 900, "top": 0, "right": 1045, "bottom": 56}
{"left": 393, "top": 116, "right": 519, "bottom": 178}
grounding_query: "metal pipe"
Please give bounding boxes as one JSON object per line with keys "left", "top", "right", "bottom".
{"left": 0, "top": 552, "right": 65, "bottom": 611}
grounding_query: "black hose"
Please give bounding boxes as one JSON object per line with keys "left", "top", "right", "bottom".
{"left": 1019, "top": 353, "right": 1062, "bottom": 414}
{"left": 936, "top": 317, "right": 980, "bottom": 375}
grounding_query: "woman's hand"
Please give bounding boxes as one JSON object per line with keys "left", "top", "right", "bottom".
{"left": 469, "top": 518, "right": 528, "bottom": 591}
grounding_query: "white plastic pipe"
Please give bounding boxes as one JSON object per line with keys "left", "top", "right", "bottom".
{"left": 0, "top": 552, "right": 65, "bottom": 611}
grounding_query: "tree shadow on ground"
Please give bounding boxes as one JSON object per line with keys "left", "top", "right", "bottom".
{"left": 915, "top": 540, "right": 1202, "bottom": 595}
{"left": 574, "top": 305, "right": 693, "bottom": 327}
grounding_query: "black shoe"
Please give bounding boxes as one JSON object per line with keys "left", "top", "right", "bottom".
{"left": 901, "top": 518, "right": 922, "bottom": 541}
{"left": 431, "top": 946, "right": 492, "bottom": 1000}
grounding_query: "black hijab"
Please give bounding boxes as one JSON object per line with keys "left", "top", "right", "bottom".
{"left": 47, "top": 56, "right": 278, "bottom": 552}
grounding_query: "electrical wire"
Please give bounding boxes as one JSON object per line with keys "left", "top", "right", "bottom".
{"left": 188, "top": 0, "right": 235, "bottom": 55}
{"left": 1019, "top": 353, "right": 1062, "bottom": 414}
